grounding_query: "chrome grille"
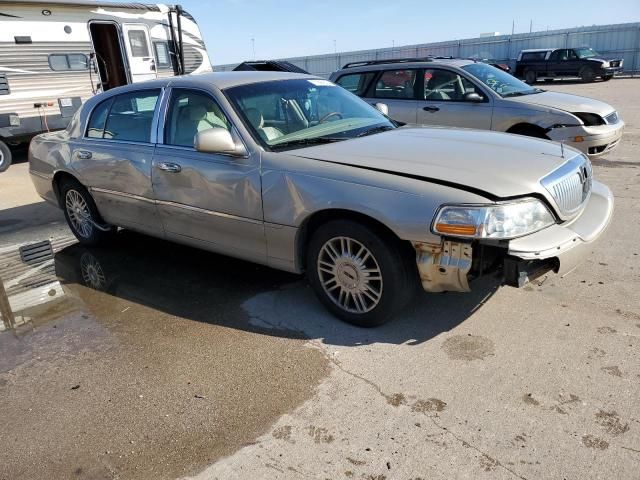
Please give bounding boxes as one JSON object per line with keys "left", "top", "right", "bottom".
{"left": 541, "top": 155, "right": 592, "bottom": 217}
{"left": 605, "top": 111, "right": 619, "bottom": 124}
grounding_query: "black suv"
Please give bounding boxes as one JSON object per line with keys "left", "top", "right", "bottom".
{"left": 515, "top": 47, "right": 623, "bottom": 83}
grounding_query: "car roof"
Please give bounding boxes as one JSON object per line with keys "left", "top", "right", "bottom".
{"left": 520, "top": 48, "right": 554, "bottom": 52}
{"left": 334, "top": 57, "right": 476, "bottom": 74}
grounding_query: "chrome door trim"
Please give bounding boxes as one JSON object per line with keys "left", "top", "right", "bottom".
{"left": 89, "top": 187, "right": 263, "bottom": 225}
{"left": 155, "top": 200, "right": 263, "bottom": 225}
{"left": 90, "top": 187, "right": 156, "bottom": 204}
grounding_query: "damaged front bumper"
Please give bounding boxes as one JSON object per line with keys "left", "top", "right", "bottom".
{"left": 415, "top": 180, "right": 614, "bottom": 292}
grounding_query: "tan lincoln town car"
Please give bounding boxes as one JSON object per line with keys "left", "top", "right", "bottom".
{"left": 28, "top": 72, "right": 614, "bottom": 326}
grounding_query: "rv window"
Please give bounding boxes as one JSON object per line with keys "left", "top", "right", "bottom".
{"left": 103, "top": 90, "right": 160, "bottom": 143}
{"left": 49, "top": 54, "right": 89, "bottom": 71}
{"left": 128, "top": 30, "right": 150, "bottom": 57}
{"left": 154, "top": 42, "right": 171, "bottom": 68}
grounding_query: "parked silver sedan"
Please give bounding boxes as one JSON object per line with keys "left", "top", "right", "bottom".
{"left": 29, "top": 72, "right": 614, "bottom": 326}
{"left": 330, "top": 58, "right": 624, "bottom": 157}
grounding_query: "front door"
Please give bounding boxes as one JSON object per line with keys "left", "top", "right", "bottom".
{"left": 71, "top": 88, "right": 163, "bottom": 234}
{"left": 363, "top": 68, "right": 420, "bottom": 124}
{"left": 122, "top": 24, "right": 157, "bottom": 83}
{"left": 417, "top": 68, "right": 493, "bottom": 129}
{"left": 151, "top": 88, "right": 266, "bottom": 263}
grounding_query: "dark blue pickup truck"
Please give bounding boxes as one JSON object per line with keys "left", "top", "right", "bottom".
{"left": 515, "top": 47, "right": 623, "bottom": 84}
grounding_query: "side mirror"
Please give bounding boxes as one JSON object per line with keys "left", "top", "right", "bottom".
{"left": 194, "top": 128, "right": 239, "bottom": 155}
{"left": 373, "top": 102, "right": 389, "bottom": 116}
{"left": 464, "top": 92, "right": 484, "bottom": 103}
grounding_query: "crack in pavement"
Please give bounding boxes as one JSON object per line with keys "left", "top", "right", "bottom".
{"left": 328, "top": 356, "right": 529, "bottom": 480}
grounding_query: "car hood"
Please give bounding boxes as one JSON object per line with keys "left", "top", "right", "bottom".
{"left": 287, "top": 127, "right": 571, "bottom": 199}
{"left": 505, "top": 90, "right": 615, "bottom": 116}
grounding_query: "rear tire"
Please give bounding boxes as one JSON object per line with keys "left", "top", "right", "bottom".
{"left": 524, "top": 69, "right": 537, "bottom": 84}
{"left": 60, "top": 178, "right": 116, "bottom": 246}
{"left": 307, "top": 220, "right": 412, "bottom": 327}
{"left": 580, "top": 66, "right": 596, "bottom": 83}
{"left": 0, "top": 141, "right": 12, "bottom": 173}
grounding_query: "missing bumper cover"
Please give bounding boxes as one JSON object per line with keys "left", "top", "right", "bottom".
{"left": 503, "top": 256, "right": 558, "bottom": 288}
{"left": 414, "top": 240, "right": 472, "bottom": 293}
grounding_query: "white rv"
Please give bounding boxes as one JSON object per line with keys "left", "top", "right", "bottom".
{"left": 0, "top": 0, "right": 212, "bottom": 171}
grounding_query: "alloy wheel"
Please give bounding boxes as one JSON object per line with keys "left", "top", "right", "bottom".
{"left": 317, "top": 236, "right": 383, "bottom": 314}
{"left": 65, "top": 189, "right": 93, "bottom": 238}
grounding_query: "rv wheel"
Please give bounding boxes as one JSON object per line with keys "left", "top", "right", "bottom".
{"left": 0, "top": 141, "right": 11, "bottom": 173}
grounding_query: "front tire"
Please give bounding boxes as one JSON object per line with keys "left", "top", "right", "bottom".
{"left": 602, "top": 75, "right": 613, "bottom": 82}
{"left": 307, "top": 220, "right": 412, "bottom": 327}
{"left": 580, "top": 66, "right": 596, "bottom": 83}
{"left": 60, "top": 178, "right": 115, "bottom": 246}
{"left": 0, "top": 141, "right": 12, "bottom": 173}
{"left": 524, "top": 69, "right": 537, "bottom": 84}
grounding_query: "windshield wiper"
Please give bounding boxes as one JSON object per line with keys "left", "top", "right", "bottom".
{"left": 271, "top": 137, "right": 344, "bottom": 150}
{"left": 356, "top": 125, "right": 395, "bottom": 137}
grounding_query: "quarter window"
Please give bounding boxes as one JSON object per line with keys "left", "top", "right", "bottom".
{"left": 374, "top": 69, "right": 417, "bottom": 99}
{"left": 165, "top": 90, "right": 231, "bottom": 148}
{"left": 335, "top": 72, "right": 375, "bottom": 96}
{"left": 128, "top": 30, "right": 150, "bottom": 57}
{"left": 86, "top": 97, "right": 113, "bottom": 138}
{"left": 49, "top": 53, "right": 89, "bottom": 71}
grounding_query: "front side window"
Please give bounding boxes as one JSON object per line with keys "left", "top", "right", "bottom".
{"left": 49, "top": 53, "right": 89, "bottom": 71}
{"left": 374, "top": 69, "right": 417, "bottom": 99}
{"left": 100, "top": 89, "right": 160, "bottom": 142}
{"left": 575, "top": 48, "right": 600, "bottom": 59}
{"left": 225, "top": 78, "right": 395, "bottom": 151}
{"left": 128, "top": 30, "right": 150, "bottom": 57}
{"left": 165, "top": 90, "right": 231, "bottom": 147}
{"left": 462, "top": 63, "right": 540, "bottom": 98}
{"left": 335, "top": 72, "right": 375, "bottom": 96}
{"left": 423, "top": 69, "right": 482, "bottom": 101}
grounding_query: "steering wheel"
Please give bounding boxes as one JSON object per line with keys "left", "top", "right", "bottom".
{"left": 318, "top": 112, "right": 343, "bottom": 123}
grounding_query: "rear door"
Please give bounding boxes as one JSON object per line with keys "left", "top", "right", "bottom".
{"left": 362, "top": 68, "right": 419, "bottom": 124}
{"left": 151, "top": 88, "right": 266, "bottom": 263}
{"left": 71, "top": 88, "right": 163, "bottom": 235}
{"left": 122, "top": 24, "right": 157, "bottom": 83}
{"left": 417, "top": 68, "right": 493, "bottom": 129}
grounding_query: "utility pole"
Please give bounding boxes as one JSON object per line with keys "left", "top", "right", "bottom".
{"left": 511, "top": 19, "right": 515, "bottom": 36}
{"left": 530, "top": 19, "right": 533, "bottom": 33}
{"left": 251, "top": 37, "right": 255, "bottom": 60}
{"left": 333, "top": 39, "right": 337, "bottom": 54}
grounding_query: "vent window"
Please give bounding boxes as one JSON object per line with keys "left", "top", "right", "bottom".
{"left": 0, "top": 74, "right": 9, "bottom": 95}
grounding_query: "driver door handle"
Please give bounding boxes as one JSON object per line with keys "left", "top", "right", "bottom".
{"left": 157, "top": 162, "right": 182, "bottom": 173}
{"left": 423, "top": 106, "right": 440, "bottom": 112}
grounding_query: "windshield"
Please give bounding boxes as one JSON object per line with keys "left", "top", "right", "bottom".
{"left": 575, "top": 48, "right": 600, "bottom": 59}
{"left": 225, "top": 78, "right": 395, "bottom": 151}
{"left": 462, "top": 63, "right": 540, "bottom": 98}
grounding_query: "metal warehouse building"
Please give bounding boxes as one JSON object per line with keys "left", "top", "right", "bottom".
{"left": 215, "top": 22, "right": 640, "bottom": 78}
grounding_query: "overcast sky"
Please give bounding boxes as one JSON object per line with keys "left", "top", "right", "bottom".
{"left": 175, "top": 0, "right": 639, "bottom": 65}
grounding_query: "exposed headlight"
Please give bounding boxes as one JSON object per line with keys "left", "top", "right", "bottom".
{"left": 573, "top": 112, "right": 605, "bottom": 126}
{"left": 601, "top": 61, "right": 610, "bottom": 68}
{"left": 432, "top": 198, "right": 555, "bottom": 239}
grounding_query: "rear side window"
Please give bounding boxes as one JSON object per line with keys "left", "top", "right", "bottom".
{"left": 335, "top": 72, "right": 375, "bottom": 96}
{"left": 374, "top": 69, "right": 418, "bottom": 99}
{"left": 86, "top": 90, "right": 160, "bottom": 142}
{"left": 521, "top": 51, "right": 548, "bottom": 61}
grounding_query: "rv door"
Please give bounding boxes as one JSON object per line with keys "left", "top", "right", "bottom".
{"left": 122, "top": 24, "right": 157, "bottom": 83}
